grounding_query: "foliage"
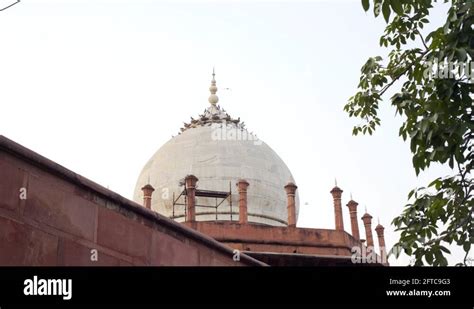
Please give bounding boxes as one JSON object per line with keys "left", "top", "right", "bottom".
{"left": 345, "top": 0, "right": 474, "bottom": 265}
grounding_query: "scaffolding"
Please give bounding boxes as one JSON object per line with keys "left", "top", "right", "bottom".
{"left": 171, "top": 181, "right": 233, "bottom": 221}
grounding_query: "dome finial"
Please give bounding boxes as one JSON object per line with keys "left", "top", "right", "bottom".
{"left": 208, "top": 67, "right": 219, "bottom": 106}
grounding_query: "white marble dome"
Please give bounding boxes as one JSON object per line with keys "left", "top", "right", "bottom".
{"left": 133, "top": 73, "right": 299, "bottom": 226}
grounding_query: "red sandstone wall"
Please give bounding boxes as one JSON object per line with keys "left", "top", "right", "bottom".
{"left": 0, "top": 136, "right": 263, "bottom": 266}
{"left": 185, "top": 221, "right": 361, "bottom": 256}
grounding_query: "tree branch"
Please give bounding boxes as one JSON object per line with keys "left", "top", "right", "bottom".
{"left": 377, "top": 51, "right": 428, "bottom": 97}
{"left": 418, "top": 32, "right": 429, "bottom": 50}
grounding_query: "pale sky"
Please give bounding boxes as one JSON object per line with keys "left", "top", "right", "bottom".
{"left": 0, "top": 0, "right": 468, "bottom": 265}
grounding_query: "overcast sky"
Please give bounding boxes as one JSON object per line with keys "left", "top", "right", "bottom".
{"left": 0, "top": 0, "right": 468, "bottom": 265}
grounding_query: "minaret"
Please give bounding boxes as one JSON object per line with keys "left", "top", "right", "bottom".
{"left": 208, "top": 68, "right": 219, "bottom": 107}
{"left": 141, "top": 184, "right": 155, "bottom": 210}
{"left": 284, "top": 182, "right": 298, "bottom": 227}
{"left": 346, "top": 195, "right": 360, "bottom": 240}
{"left": 361, "top": 210, "right": 374, "bottom": 248}
{"left": 375, "top": 220, "right": 387, "bottom": 263}
{"left": 237, "top": 179, "right": 249, "bottom": 224}
{"left": 185, "top": 175, "right": 198, "bottom": 222}
{"left": 330, "top": 180, "right": 344, "bottom": 231}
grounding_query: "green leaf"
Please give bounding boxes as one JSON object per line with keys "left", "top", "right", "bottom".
{"left": 362, "top": 0, "right": 370, "bottom": 11}
{"left": 382, "top": 1, "right": 391, "bottom": 23}
{"left": 456, "top": 48, "right": 467, "bottom": 61}
{"left": 440, "top": 246, "right": 451, "bottom": 254}
{"left": 426, "top": 251, "right": 433, "bottom": 264}
{"left": 390, "top": 0, "right": 404, "bottom": 15}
